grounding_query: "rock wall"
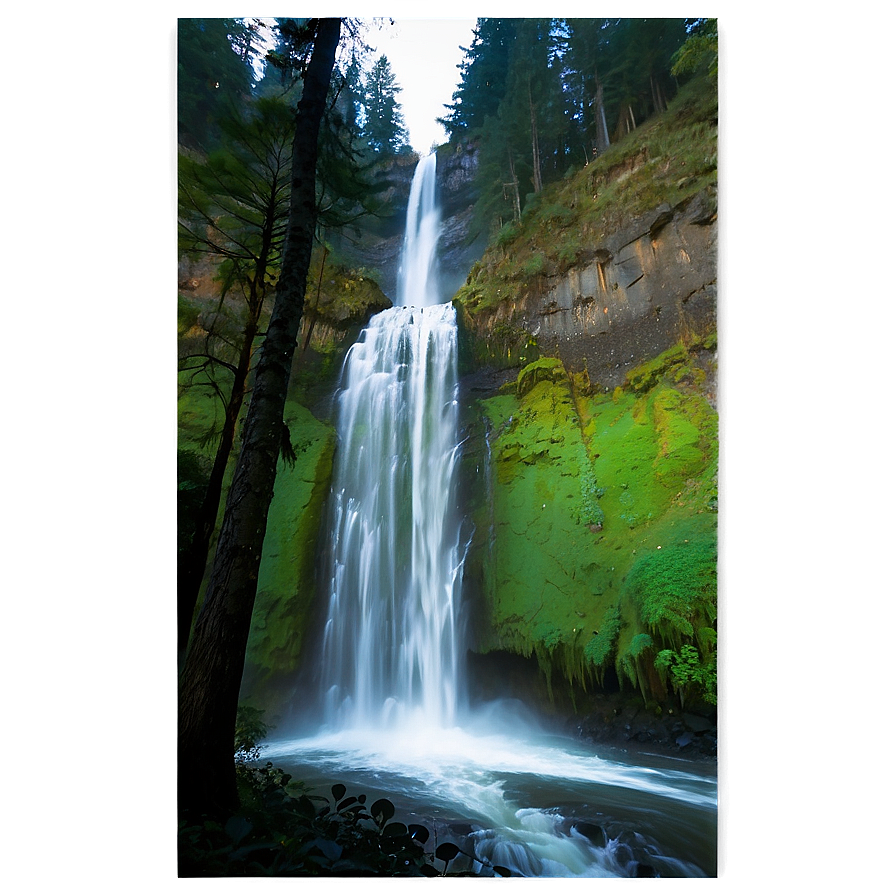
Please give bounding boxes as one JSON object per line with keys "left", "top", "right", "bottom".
{"left": 458, "top": 347, "right": 718, "bottom": 713}
{"left": 437, "top": 142, "right": 488, "bottom": 300}
{"left": 462, "top": 190, "right": 717, "bottom": 391}
{"left": 239, "top": 401, "right": 336, "bottom": 719}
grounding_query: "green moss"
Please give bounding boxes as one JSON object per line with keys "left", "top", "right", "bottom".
{"left": 625, "top": 343, "right": 689, "bottom": 392}
{"left": 241, "top": 401, "right": 336, "bottom": 714}
{"left": 621, "top": 514, "right": 717, "bottom": 650}
{"left": 472, "top": 349, "right": 718, "bottom": 705}
{"left": 515, "top": 356, "right": 567, "bottom": 397}
{"left": 584, "top": 603, "right": 621, "bottom": 680}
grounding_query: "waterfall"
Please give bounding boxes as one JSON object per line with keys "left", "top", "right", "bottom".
{"left": 267, "top": 155, "right": 716, "bottom": 882}
{"left": 398, "top": 152, "right": 440, "bottom": 308}
{"left": 319, "top": 153, "right": 466, "bottom": 731}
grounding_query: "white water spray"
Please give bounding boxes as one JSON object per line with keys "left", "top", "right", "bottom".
{"left": 319, "top": 154, "right": 466, "bottom": 730}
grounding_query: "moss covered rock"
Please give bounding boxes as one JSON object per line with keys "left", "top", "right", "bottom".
{"left": 466, "top": 350, "right": 717, "bottom": 708}
{"left": 239, "top": 401, "right": 336, "bottom": 718}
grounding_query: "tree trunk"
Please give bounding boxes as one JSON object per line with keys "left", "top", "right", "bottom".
{"left": 506, "top": 151, "right": 521, "bottom": 222}
{"left": 177, "top": 17, "right": 341, "bottom": 823}
{"left": 178, "top": 193, "right": 280, "bottom": 663}
{"left": 593, "top": 73, "right": 610, "bottom": 155}
{"left": 528, "top": 81, "right": 543, "bottom": 194}
{"left": 177, "top": 312, "right": 258, "bottom": 660}
{"left": 650, "top": 74, "right": 667, "bottom": 115}
{"left": 302, "top": 245, "right": 329, "bottom": 354}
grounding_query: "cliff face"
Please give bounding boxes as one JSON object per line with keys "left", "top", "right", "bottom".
{"left": 461, "top": 190, "right": 717, "bottom": 392}
{"left": 458, "top": 346, "right": 718, "bottom": 714}
{"left": 437, "top": 142, "right": 488, "bottom": 301}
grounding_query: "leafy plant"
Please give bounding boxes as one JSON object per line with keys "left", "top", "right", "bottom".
{"left": 181, "top": 741, "right": 512, "bottom": 876}
{"left": 655, "top": 644, "right": 716, "bottom": 707}
{"left": 234, "top": 704, "right": 269, "bottom": 763}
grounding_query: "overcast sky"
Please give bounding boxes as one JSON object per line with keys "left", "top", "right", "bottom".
{"left": 360, "top": 19, "right": 478, "bottom": 154}
{"left": 253, "top": 17, "right": 478, "bottom": 154}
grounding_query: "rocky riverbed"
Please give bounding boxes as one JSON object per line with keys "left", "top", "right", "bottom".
{"left": 573, "top": 691, "right": 717, "bottom": 761}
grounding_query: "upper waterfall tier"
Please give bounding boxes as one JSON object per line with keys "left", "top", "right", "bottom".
{"left": 398, "top": 152, "right": 441, "bottom": 307}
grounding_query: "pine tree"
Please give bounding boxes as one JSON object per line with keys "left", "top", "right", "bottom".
{"left": 177, "top": 96, "right": 295, "bottom": 661}
{"left": 178, "top": 17, "right": 342, "bottom": 822}
{"left": 439, "top": 18, "right": 517, "bottom": 141}
{"left": 361, "top": 55, "right": 410, "bottom": 156}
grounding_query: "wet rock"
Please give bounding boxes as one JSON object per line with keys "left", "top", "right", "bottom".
{"left": 572, "top": 821, "right": 607, "bottom": 848}
{"left": 682, "top": 713, "right": 713, "bottom": 733}
{"left": 635, "top": 862, "right": 657, "bottom": 877}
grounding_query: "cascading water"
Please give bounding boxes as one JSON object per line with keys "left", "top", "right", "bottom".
{"left": 319, "top": 153, "right": 467, "bottom": 730}
{"left": 268, "top": 154, "right": 717, "bottom": 878}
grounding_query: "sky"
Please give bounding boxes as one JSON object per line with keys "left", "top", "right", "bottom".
{"left": 255, "top": 17, "right": 479, "bottom": 155}
{"left": 359, "top": 19, "right": 478, "bottom": 154}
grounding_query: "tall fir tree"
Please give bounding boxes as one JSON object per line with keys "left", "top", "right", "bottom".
{"left": 178, "top": 17, "right": 342, "bottom": 822}
{"left": 177, "top": 96, "right": 296, "bottom": 661}
{"left": 361, "top": 55, "right": 410, "bottom": 156}
{"left": 439, "top": 18, "right": 517, "bottom": 141}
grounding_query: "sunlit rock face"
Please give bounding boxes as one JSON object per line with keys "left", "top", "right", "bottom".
{"left": 465, "top": 191, "right": 717, "bottom": 390}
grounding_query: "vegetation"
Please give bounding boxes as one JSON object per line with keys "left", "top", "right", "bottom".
{"left": 454, "top": 67, "right": 717, "bottom": 319}
{"left": 180, "top": 711, "right": 512, "bottom": 876}
{"left": 442, "top": 18, "right": 710, "bottom": 239}
{"left": 176, "top": 15, "right": 719, "bottom": 875}
{"left": 467, "top": 344, "right": 717, "bottom": 708}
{"left": 360, "top": 55, "right": 412, "bottom": 156}
{"left": 177, "top": 95, "right": 295, "bottom": 656}
{"left": 178, "top": 17, "right": 342, "bottom": 822}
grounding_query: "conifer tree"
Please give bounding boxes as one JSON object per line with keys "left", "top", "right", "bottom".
{"left": 178, "top": 17, "right": 342, "bottom": 822}
{"left": 177, "top": 96, "right": 295, "bottom": 661}
{"left": 439, "top": 18, "right": 517, "bottom": 141}
{"left": 361, "top": 55, "right": 410, "bottom": 156}
{"left": 177, "top": 18, "right": 256, "bottom": 149}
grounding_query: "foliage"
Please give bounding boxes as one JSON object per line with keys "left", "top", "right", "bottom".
{"left": 671, "top": 18, "right": 718, "bottom": 78}
{"left": 655, "top": 644, "right": 717, "bottom": 707}
{"left": 361, "top": 55, "right": 411, "bottom": 156}
{"left": 443, "top": 17, "right": 695, "bottom": 237}
{"left": 177, "top": 18, "right": 256, "bottom": 149}
{"left": 615, "top": 632, "right": 655, "bottom": 702}
{"left": 451, "top": 68, "right": 717, "bottom": 319}
{"left": 534, "top": 621, "right": 564, "bottom": 651}
{"left": 180, "top": 770, "right": 512, "bottom": 877}
{"left": 177, "top": 294, "right": 201, "bottom": 336}
{"left": 439, "top": 18, "right": 518, "bottom": 138}
{"left": 623, "top": 539, "right": 717, "bottom": 646}
{"left": 234, "top": 705, "right": 269, "bottom": 762}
